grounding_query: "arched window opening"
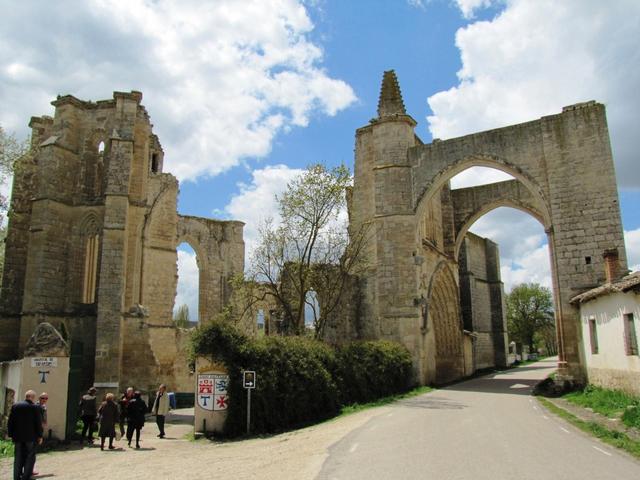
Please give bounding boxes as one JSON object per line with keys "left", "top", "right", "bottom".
{"left": 81, "top": 216, "right": 100, "bottom": 304}
{"left": 174, "top": 242, "right": 199, "bottom": 326}
{"left": 304, "top": 289, "right": 320, "bottom": 332}
{"left": 98, "top": 141, "right": 105, "bottom": 154}
{"left": 256, "top": 309, "right": 265, "bottom": 332}
{"left": 151, "top": 153, "right": 159, "bottom": 173}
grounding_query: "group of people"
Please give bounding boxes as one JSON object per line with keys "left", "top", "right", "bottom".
{"left": 78, "top": 384, "right": 171, "bottom": 450}
{"left": 7, "top": 384, "right": 170, "bottom": 480}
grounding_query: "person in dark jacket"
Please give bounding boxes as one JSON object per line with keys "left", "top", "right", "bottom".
{"left": 118, "top": 387, "right": 134, "bottom": 437}
{"left": 7, "top": 390, "right": 43, "bottom": 480}
{"left": 98, "top": 393, "right": 119, "bottom": 450}
{"left": 125, "top": 391, "right": 147, "bottom": 449}
{"left": 78, "top": 387, "right": 98, "bottom": 444}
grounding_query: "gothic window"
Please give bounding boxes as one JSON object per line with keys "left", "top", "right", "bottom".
{"left": 81, "top": 216, "right": 100, "bottom": 304}
{"left": 151, "top": 153, "right": 159, "bottom": 173}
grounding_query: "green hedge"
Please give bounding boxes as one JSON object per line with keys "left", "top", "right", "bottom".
{"left": 191, "top": 322, "right": 413, "bottom": 436}
{"left": 336, "top": 340, "right": 413, "bottom": 405}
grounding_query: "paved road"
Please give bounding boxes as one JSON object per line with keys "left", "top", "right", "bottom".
{"left": 317, "top": 357, "right": 640, "bottom": 480}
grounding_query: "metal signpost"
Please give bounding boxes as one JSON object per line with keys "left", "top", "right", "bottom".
{"left": 243, "top": 371, "right": 256, "bottom": 434}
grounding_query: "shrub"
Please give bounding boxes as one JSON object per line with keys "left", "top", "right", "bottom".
{"left": 336, "top": 340, "right": 413, "bottom": 405}
{"left": 191, "top": 322, "right": 414, "bottom": 436}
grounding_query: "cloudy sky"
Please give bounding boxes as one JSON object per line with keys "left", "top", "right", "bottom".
{"left": 1, "top": 0, "right": 638, "bottom": 320}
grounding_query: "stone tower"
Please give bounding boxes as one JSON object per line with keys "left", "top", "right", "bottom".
{"left": 0, "top": 92, "right": 245, "bottom": 393}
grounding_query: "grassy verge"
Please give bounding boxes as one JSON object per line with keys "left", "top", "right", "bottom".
{"left": 563, "top": 385, "right": 640, "bottom": 429}
{"left": 1, "top": 438, "right": 14, "bottom": 459}
{"left": 338, "top": 385, "right": 433, "bottom": 417}
{"left": 538, "top": 397, "right": 640, "bottom": 459}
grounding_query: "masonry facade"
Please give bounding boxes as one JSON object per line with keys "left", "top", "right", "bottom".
{"left": 0, "top": 92, "right": 245, "bottom": 394}
{"left": 346, "top": 71, "right": 627, "bottom": 384}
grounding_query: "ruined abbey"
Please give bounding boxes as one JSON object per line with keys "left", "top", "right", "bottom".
{"left": 0, "top": 70, "right": 628, "bottom": 393}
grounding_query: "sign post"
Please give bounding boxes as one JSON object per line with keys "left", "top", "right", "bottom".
{"left": 243, "top": 371, "right": 256, "bottom": 434}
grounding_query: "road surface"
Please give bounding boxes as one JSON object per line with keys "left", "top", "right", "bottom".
{"left": 317, "top": 357, "right": 640, "bottom": 480}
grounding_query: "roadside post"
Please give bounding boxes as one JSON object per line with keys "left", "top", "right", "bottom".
{"left": 243, "top": 371, "right": 256, "bottom": 434}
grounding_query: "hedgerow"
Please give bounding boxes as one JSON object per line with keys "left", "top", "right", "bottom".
{"left": 190, "top": 321, "right": 413, "bottom": 436}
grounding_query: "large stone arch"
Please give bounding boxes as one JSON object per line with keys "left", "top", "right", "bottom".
{"left": 427, "top": 261, "right": 465, "bottom": 384}
{"left": 450, "top": 179, "right": 549, "bottom": 259}
{"left": 176, "top": 215, "right": 245, "bottom": 323}
{"left": 350, "top": 71, "right": 627, "bottom": 384}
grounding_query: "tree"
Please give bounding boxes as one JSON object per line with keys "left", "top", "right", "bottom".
{"left": 174, "top": 304, "right": 191, "bottom": 328}
{"left": 506, "top": 283, "right": 555, "bottom": 353}
{"left": 0, "top": 126, "right": 30, "bottom": 276}
{"left": 242, "top": 163, "right": 369, "bottom": 337}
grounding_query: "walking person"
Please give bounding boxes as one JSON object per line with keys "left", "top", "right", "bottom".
{"left": 152, "top": 384, "right": 170, "bottom": 438}
{"left": 7, "top": 390, "right": 43, "bottom": 480}
{"left": 31, "top": 392, "right": 49, "bottom": 477}
{"left": 98, "top": 393, "right": 119, "bottom": 450}
{"left": 125, "top": 391, "right": 147, "bottom": 449}
{"left": 79, "top": 387, "right": 98, "bottom": 445}
{"left": 118, "top": 387, "right": 134, "bottom": 437}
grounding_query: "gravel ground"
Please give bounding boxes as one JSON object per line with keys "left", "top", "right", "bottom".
{"left": 1, "top": 406, "right": 388, "bottom": 480}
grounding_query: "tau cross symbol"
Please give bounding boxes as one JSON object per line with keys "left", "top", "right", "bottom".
{"left": 38, "top": 370, "right": 50, "bottom": 383}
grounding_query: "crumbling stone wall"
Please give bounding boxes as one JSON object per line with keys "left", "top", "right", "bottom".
{"left": 458, "top": 233, "right": 508, "bottom": 370}
{"left": 0, "top": 92, "right": 245, "bottom": 397}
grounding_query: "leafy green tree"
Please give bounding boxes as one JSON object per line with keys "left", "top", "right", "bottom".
{"left": 0, "top": 126, "right": 29, "bottom": 276}
{"left": 245, "top": 163, "right": 369, "bottom": 337}
{"left": 174, "top": 304, "right": 191, "bottom": 328}
{"left": 507, "top": 283, "right": 555, "bottom": 353}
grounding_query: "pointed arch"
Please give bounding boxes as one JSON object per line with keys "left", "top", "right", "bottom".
{"left": 427, "top": 261, "right": 465, "bottom": 384}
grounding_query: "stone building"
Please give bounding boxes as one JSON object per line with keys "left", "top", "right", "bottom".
{"left": 0, "top": 91, "right": 245, "bottom": 394}
{"left": 345, "top": 71, "right": 627, "bottom": 385}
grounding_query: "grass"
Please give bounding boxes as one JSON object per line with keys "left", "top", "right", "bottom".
{"left": 538, "top": 397, "right": 640, "bottom": 459}
{"left": 338, "top": 386, "right": 433, "bottom": 417}
{"left": 1, "top": 438, "right": 14, "bottom": 459}
{"left": 563, "top": 385, "right": 640, "bottom": 429}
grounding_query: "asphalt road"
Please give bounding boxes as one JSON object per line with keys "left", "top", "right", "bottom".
{"left": 317, "top": 357, "right": 640, "bottom": 480}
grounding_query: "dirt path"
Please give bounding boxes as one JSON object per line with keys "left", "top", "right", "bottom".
{"left": 1, "top": 406, "right": 389, "bottom": 480}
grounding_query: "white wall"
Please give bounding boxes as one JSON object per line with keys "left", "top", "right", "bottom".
{"left": 579, "top": 291, "right": 640, "bottom": 394}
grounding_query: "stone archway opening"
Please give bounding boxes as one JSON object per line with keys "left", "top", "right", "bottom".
{"left": 174, "top": 242, "right": 200, "bottom": 327}
{"left": 416, "top": 163, "right": 560, "bottom": 382}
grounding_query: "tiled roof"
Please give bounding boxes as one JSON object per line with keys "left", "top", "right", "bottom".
{"left": 571, "top": 271, "right": 640, "bottom": 304}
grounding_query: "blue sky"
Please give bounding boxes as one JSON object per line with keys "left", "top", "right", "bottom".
{"left": 1, "top": 0, "right": 639, "bottom": 319}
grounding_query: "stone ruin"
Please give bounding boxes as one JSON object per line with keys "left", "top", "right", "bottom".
{"left": 0, "top": 70, "right": 628, "bottom": 391}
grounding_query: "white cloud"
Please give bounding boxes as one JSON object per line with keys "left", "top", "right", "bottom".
{"left": 174, "top": 247, "right": 199, "bottom": 321}
{"left": 224, "top": 165, "right": 304, "bottom": 257}
{"left": 453, "top": 0, "right": 498, "bottom": 19}
{"left": 625, "top": 228, "right": 640, "bottom": 273}
{"left": 449, "top": 166, "right": 513, "bottom": 189}
{"left": 428, "top": 0, "right": 640, "bottom": 188}
{"left": 468, "top": 207, "right": 550, "bottom": 292}
{"left": 0, "top": 0, "right": 356, "bottom": 182}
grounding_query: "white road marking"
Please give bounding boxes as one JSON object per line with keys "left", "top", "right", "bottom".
{"left": 528, "top": 398, "right": 533, "bottom": 403}
{"left": 350, "top": 443, "right": 359, "bottom": 453}
{"left": 593, "top": 446, "right": 612, "bottom": 456}
{"left": 560, "top": 427, "right": 571, "bottom": 434}
{"left": 387, "top": 413, "right": 393, "bottom": 417}
{"left": 542, "top": 415, "right": 549, "bottom": 420}
{"left": 510, "top": 383, "right": 530, "bottom": 389}
{"left": 533, "top": 406, "right": 539, "bottom": 411}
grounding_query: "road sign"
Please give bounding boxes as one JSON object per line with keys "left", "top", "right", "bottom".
{"left": 243, "top": 370, "right": 256, "bottom": 389}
